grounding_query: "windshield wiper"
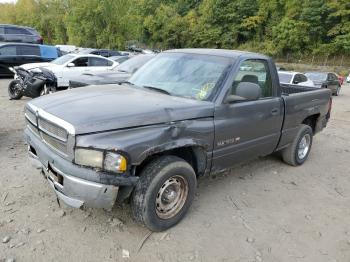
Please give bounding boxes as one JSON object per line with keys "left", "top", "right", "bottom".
{"left": 143, "top": 85, "right": 171, "bottom": 95}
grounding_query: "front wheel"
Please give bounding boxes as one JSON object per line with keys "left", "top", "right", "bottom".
{"left": 131, "top": 155, "right": 197, "bottom": 231}
{"left": 282, "top": 124, "right": 313, "bottom": 166}
{"left": 8, "top": 80, "right": 23, "bottom": 100}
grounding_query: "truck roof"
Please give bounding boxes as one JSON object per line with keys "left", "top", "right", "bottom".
{"left": 166, "top": 48, "right": 269, "bottom": 59}
{"left": 0, "top": 24, "right": 36, "bottom": 30}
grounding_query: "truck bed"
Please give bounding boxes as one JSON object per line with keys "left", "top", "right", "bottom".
{"left": 277, "top": 84, "right": 331, "bottom": 150}
{"left": 280, "top": 83, "right": 321, "bottom": 95}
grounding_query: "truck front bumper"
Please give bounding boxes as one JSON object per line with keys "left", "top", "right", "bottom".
{"left": 29, "top": 147, "right": 119, "bottom": 209}
{"left": 25, "top": 128, "right": 138, "bottom": 210}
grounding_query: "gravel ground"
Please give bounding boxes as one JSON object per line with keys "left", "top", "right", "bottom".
{"left": 0, "top": 78, "right": 350, "bottom": 262}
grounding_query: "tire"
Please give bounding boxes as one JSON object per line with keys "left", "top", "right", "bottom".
{"left": 131, "top": 155, "right": 197, "bottom": 231}
{"left": 282, "top": 124, "right": 313, "bottom": 166}
{"left": 8, "top": 80, "right": 23, "bottom": 100}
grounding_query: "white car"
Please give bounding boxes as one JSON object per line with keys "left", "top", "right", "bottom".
{"left": 278, "top": 71, "right": 315, "bottom": 87}
{"left": 346, "top": 74, "right": 350, "bottom": 83}
{"left": 20, "top": 54, "right": 118, "bottom": 87}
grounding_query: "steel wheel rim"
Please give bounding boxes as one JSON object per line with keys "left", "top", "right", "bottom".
{"left": 298, "top": 134, "right": 311, "bottom": 159}
{"left": 155, "top": 175, "right": 188, "bottom": 219}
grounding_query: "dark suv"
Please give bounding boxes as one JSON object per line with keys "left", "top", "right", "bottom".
{"left": 0, "top": 24, "right": 43, "bottom": 44}
{"left": 0, "top": 43, "right": 60, "bottom": 76}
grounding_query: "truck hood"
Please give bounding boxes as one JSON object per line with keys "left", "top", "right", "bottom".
{"left": 27, "top": 84, "right": 214, "bottom": 135}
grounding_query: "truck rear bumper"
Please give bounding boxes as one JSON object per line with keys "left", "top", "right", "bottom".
{"left": 28, "top": 148, "right": 119, "bottom": 210}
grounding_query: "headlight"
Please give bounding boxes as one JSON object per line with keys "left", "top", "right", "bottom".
{"left": 74, "top": 148, "right": 127, "bottom": 173}
{"left": 75, "top": 148, "right": 103, "bottom": 168}
{"left": 104, "top": 152, "right": 127, "bottom": 173}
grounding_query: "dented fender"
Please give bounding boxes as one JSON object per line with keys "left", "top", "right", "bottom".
{"left": 75, "top": 117, "right": 215, "bottom": 168}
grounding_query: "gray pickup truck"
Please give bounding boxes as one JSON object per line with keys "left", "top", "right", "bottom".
{"left": 24, "top": 49, "right": 332, "bottom": 231}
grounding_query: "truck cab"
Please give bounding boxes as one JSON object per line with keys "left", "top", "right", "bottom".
{"left": 24, "top": 49, "right": 332, "bottom": 231}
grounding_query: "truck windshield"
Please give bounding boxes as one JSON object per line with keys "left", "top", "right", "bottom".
{"left": 129, "top": 52, "right": 232, "bottom": 101}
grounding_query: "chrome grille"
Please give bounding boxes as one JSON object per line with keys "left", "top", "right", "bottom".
{"left": 25, "top": 108, "right": 37, "bottom": 126}
{"left": 26, "top": 119, "right": 40, "bottom": 137}
{"left": 38, "top": 117, "right": 67, "bottom": 142}
{"left": 25, "top": 105, "right": 70, "bottom": 157}
{"left": 41, "top": 132, "right": 68, "bottom": 155}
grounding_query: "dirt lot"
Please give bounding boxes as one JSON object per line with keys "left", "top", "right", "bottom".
{"left": 0, "top": 78, "right": 350, "bottom": 262}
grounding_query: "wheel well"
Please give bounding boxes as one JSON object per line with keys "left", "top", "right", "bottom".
{"left": 302, "top": 114, "right": 319, "bottom": 133}
{"left": 135, "top": 146, "right": 207, "bottom": 177}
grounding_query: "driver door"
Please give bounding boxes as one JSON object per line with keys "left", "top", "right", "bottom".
{"left": 60, "top": 57, "right": 89, "bottom": 87}
{"left": 212, "top": 59, "right": 284, "bottom": 171}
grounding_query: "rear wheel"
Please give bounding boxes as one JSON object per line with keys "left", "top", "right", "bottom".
{"left": 282, "top": 124, "right": 313, "bottom": 166}
{"left": 8, "top": 80, "right": 23, "bottom": 100}
{"left": 131, "top": 155, "right": 197, "bottom": 231}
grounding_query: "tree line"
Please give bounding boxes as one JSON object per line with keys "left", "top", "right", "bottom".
{"left": 0, "top": 0, "right": 349, "bottom": 59}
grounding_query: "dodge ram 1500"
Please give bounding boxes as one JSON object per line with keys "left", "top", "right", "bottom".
{"left": 24, "top": 49, "right": 332, "bottom": 231}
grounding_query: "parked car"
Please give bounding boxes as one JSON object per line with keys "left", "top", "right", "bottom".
{"left": 0, "top": 24, "right": 43, "bottom": 44}
{"left": 278, "top": 71, "right": 315, "bottom": 87}
{"left": 24, "top": 49, "right": 332, "bottom": 231}
{"left": 347, "top": 74, "right": 350, "bottom": 83}
{"left": 0, "top": 43, "right": 60, "bottom": 76}
{"left": 20, "top": 54, "right": 118, "bottom": 87}
{"left": 79, "top": 48, "right": 126, "bottom": 57}
{"left": 68, "top": 54, "right": 155, "bottom": 88}
{"left": 305, "top": 72, "right": 341, "bottom": 96}
{"left": 109, "top": 55, "right": 130, "bottom": 64}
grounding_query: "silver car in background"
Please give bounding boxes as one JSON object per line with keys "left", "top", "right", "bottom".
{"left": 278, "top": 71, "right": 315, "bottom": 87}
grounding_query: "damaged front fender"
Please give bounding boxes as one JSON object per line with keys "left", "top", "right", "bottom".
{"left": 76, "top": 118, "right": 214, "bottom": 173}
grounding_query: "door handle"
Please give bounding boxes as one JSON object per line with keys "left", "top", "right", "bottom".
{"left": 271, "top": 108, "right": 279, "bottom": 115}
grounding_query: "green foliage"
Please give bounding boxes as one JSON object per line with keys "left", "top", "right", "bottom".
{"left": 0, "top": 0, "right": 349, "bottom": 56}
{"left": 272, "top": 18, "right": 310, "bottom": 55}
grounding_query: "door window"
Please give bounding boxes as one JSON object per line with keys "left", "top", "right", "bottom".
{"left": 17, "top": 45, "right": 40, "bottom": 56}
{"left": 72, "top": 57, "right": 88, "bottom": 67}
{"left": 299, "top": 74, "right": 308, "bottom": 83}
{"left": 5, "top": 27, "right": 29, "bottom": 35}
{"left": 328, "top": 73, "right": 335, "bottom": 81}
{"left": 232, "top": 60, "right": 272, "bottom": 98}
{"left": 293, "top": 74, "right": 306, "bottom": 84}
{"left": 89, "top": 57, "right": 112, "bottom": 66}
{"left": 0, "top": 45, "right": 17, "bottom": 56}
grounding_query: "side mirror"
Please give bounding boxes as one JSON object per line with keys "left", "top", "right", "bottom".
{"left": 225, "top": 82, "right": 261, "bottom": 103}
{"left": 67, "top": 62, "right": 75, "bottom": 68}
